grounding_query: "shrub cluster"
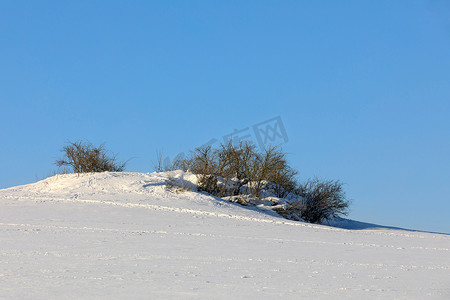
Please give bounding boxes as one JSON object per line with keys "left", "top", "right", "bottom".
{"left": 297, "top": 178, "right": 349, "bottom": 223}
{"left": 56, "top": 140, "right": 126, "bottom": 173}
{"left": 285, "top": 178, "right": 350, "bottom": 223}
{"left": 177, "top": 141, "right": 350, "bottom": 224}
{"left": 53, "top": 139, "right": 350, "bottom": 224}
{"left": 177, "top": 141, "right": 298, "bottom": 199}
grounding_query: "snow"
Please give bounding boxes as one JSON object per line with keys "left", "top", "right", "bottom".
{"left": 0, "top": 171, "right": 449, "bottom": 299}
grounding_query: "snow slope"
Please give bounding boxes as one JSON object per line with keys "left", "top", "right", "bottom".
{"left": 0, "top": 172, "right": 449, "bottom": 299}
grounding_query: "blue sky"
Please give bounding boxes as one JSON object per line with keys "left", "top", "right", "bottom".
{"left": 1, "top": 1, "right": 449, "bottom": 233}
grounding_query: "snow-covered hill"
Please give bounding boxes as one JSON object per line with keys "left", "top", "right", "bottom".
{"left": 0, "top": 172, "right": 449, "bottom": 299}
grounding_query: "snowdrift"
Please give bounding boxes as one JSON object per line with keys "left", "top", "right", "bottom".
{"left": 0, "top": 172, "right": 449, "bottom": 299}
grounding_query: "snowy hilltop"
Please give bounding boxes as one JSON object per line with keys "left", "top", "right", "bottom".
{"left": 0, "top": 171, "right": 449, "bottom": 299}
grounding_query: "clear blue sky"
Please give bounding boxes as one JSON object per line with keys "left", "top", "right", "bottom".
{"left": 1, "top": 1, "right": 449, "bottom": 233}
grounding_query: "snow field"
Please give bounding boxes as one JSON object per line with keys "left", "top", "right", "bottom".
{"left": 0, "top": 172, "right": 449, "bottom": 299}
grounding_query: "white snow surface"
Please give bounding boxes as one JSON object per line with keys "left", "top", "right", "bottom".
{"left": 0, "top": 171, "right": 449, "bottom": 299}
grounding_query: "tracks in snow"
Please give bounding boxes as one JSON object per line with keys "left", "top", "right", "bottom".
{"left": 1, "top": 195, "right": 315, "bottom": 227}
{"left": 2, "top": 194, "right": 449, "bottom": 245}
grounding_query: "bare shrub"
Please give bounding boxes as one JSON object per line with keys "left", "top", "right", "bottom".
{"left": 295, "top": 178, "right": 350, "bottom": 223}
{"left": 248, "top": 145, "right": 297, "bottom": 198}
{"left": 170, "top": 152, "right": 187, "bottom": 171}
{"left": 217, "top": 141, "right": 254, "bottom": 181}
{"left": 153, "top": 149, "right": 164, "bottom": 172}
{"left": 267, "top": 165, "right": 298, "bottom": 198}
{"left": 216, "top": 141, "right": 254, "bottom": 196}
{"left": 167, "top": 140, "right": 352, "bottom": 225}
{"left": 56, "top": 140, "right": 126, "bottom": 173}
{"left": 153, "top": 149, "right": 183, "bottom": 172}
{"left": 178, "top": 141, "right": 297, "bottom": 199}
{"left": 188, "top": 146, "right": 217, "bottom": 175}
{"left": 186, "top": 146, "right": 221, "bottom": 194}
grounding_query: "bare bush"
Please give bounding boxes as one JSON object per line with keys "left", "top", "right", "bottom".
{"left": 179, "top": 141, "right": 297, "bottom": 199}
{"left": 166, "top": 140, "right": 352, "bottom": 225}
{"left": 295, "top": 178, "right": 350, "bottom": 223}
{"left": 170, "top": 152, "right": 187, "bottom": 171}
{"left": 267, "top": 166, "right": 298, "bottom": 198}
{"left": 56, "top": 140, "right": 126, "bottom": 173}
{"left": 215, "top": 141, "right": 254, "bottom": 196}
{"left": 188, "top": 146, "right": 217, "bottom": 175}
{"left": 153, "top": 149, "right": 164, "bottom": 172}
{"left": 187, "top": 146, "right": 221, "bottom": 194}
{"left": 249, "top": 145, "right": 297, "bottom": 198}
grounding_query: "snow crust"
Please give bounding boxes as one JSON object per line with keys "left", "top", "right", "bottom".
{"left": 1, "top": 171, "right": 449, "bottom": 299}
